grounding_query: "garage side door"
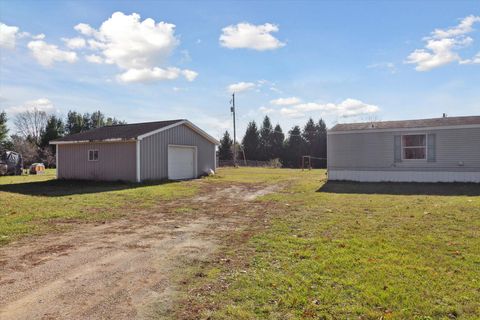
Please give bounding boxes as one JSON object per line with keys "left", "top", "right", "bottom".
{"left": 168, "top": 145, "right": 196, "bottom": 180}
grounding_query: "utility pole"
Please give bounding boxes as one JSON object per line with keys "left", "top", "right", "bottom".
{"left": 230, "top": 93, "right": 237, "bottom": 166}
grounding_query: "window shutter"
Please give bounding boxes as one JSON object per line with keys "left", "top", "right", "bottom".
{"left": 427, "top": 133, "right": 436, "bottom": 162}
{"left": 394, "top": 135, "right": 402, "bottom": 162}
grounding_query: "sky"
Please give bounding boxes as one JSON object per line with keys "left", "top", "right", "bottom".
{"left": 0, "top": 0, "right": 479, "bottom": 140}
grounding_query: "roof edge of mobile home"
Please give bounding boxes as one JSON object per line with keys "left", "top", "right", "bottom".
{"left": 50, "top": 119, "right": 220, "bottom": 145}
{"left": 329, "top": 115, "right": 480, "bottom": 134}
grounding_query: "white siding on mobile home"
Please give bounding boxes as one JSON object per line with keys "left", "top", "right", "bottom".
{"left": 327, "top": 117, "right": 480, "bottom": 183}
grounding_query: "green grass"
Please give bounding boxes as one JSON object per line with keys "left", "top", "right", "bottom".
{"left": 200, "top": 168, "right": 480, "bottom": 319}
{"left": 208, "top": 166, "right": 313, "bottom": 184}
{"left": 2, "top": 167, "right": 479, "bottom": 318}
{"left": 0, "top": 169, "right": 197, "bottom": 244}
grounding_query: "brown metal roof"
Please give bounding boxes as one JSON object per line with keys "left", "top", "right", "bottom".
{"left": 330, "top": 115, "right": 480, "bottom": 132}
{"left": 52, "top": 119, "right": 185, "bottom": 142}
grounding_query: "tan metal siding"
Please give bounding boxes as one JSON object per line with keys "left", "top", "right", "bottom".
{"left": 140, "top": 124, "right": 216, "bottom": 181}
{"left": 57, "top": 142, "right": 136, "bottom": 181}
{"left": 327, "top": 127, "right": 480, "bottom": 172}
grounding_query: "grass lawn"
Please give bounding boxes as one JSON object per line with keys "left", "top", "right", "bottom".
{"left": 189, "top": 168, "right": 480, "bottom": 319}
{"left": 1, "top": 167, "right": 479, "bottom": 319}
{"left": 0, "top": 169, "right": 197, "bottom": 245}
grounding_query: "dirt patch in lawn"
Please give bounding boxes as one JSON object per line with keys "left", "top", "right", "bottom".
{"left": 0, "top": 181, "right": 279, "bottom": 320}
{"left": 194, "top": 183, "right": 279, "bottom": 202}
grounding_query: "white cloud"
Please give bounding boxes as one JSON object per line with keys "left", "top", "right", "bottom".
{"left": 6, "top": 98, "right": 55, "bottom": 114}
{"left": 406, "top": 37, "right": 466, "bottom": 71}
{"left": 31, "top": 33, "right": 45, "bottom": 40}
{"left": 332, "top": 99, "right": 380, "bottom": 117}
{"left": 269, "top": 86, "right": 283, "bottom": 94}
{"left": 18, "top": 31, "right": 45, "bottom": 40}
{"left": 182, "top": 69, "right": 198, "bottom": 81}
{"left": 75, "top": 12, "right": 196, "bottom": 82}
{"left": 270, "top": 97, "right": 301, "bottom": 106}
{"left": 276, "top": 98, "right": 379, "bottom": 119}
{"left": 117, "top": 67, "right": 196, "bottom": 83}
{"left": 0, "top": 23, "right": 19, "bottom": 49}
{"left": 27, "top": 40, "right": 78, "bottom": 67}
{"left": 228, "top": 81, "right": 256, "bottom": 93}
{"left": 87, "top": 39, "right": 106, "bottom": 50}
{"left": 279, "top": 108, "right": 304, "bottom": 118}
{"left": 74, "top": 23, "right": 97, "bottom": 37}
{"left": 406, "top": 15, "right": 480, "bottom": 71}
{"left": 87, "top": 12, "right": 178, "bottom": 69}
{"left": 431, "top": 15, "right": 480, "bottom": 39}
{"left": 85, "top": 54, "right": 104, "bottom": 64}
{"left": 62, "top": 37, "right": 86, "bottom": 49}
{"left": 118, "top": 67, "right": 181, "bottom": 83}
{"left": 259, "top": 106, "right": 275, "bottom": 114}
{"left": 0, "top": 23, "right": 47, "bottom": 50}
{"left": 367, "top": 62, "right": 397, "bottom": 74}
{"left": 460, "top": 52, "right": 480, "bottom": 64}
{"left": 220, "top": 22, "right": 285, "bottom": 51}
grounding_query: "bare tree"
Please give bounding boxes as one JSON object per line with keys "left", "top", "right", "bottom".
{"left": 11, "top": 134, "right": 39, "bottom": 166}
{"left": 14, "top": 108, "right": 48, "bottom": 146}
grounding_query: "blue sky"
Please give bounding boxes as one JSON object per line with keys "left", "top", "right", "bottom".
{"left": 0, "top": 1, "right": 479, "bottom": 139}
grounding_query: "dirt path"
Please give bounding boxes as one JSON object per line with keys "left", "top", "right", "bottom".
{"left": 0, "top": 181, "right": 278, "bottom": 320}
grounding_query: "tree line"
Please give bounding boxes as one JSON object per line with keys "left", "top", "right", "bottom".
{"left": 218, "top": 116, "right": 327, "bottom": 168}
{"left": 0, "top": 109, "right": 124, "bottom": 167}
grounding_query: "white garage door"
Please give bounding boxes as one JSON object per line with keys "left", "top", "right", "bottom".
{"left": 168, "top": 145, "right": 196, "bottom": 180}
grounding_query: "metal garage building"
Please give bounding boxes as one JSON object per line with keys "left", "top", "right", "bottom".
{"left": 50, "top": 119, "right": 219, "bottom": 182}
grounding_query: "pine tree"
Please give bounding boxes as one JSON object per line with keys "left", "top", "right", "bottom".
{"left": 283, "top": 125, "right": 304, "bottom": 168}
{"left": 302, "top": 118, "right": 317, "bottom": 157}
{"left": 65, "top": 111, "right": 84, "bottom": 135}
{"left": 40, "top": 115, "right": 65, "bottom": 148}
{"left": 0, "top": 111, "right": 9, "bottom": 146}
{"left": 259, "top": 116, "right": 273, "bottom": 160}
{"left": 315, "top": 118, "right": 327, "bottom": 167}
{"left": 91, "top": 110, "right": 105, "bottom": 128}
{"left": 242, "top": 121, "right": 260, "bottom": 160}
{"left": 82, "top": 113, "right": 92, "bottom": 131}
{"left": 271, "top": 123, "right": 284, "bottom": 160}
{"left": 218, "top": 131, "right": 233, "bottom": 160}
{"left": 66, "top": 110, "right": 125, "bottom": 134}
{"left": 106, "top": 117, "right": 126, "bottom": 126}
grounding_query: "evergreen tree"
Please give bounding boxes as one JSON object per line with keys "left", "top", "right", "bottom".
{"left": 218, "top": 131, "right": 233, "bottom": 160}
{"left": 315, "top": 119, "right": 327, "bottom": 167}
{"left": 259, "top": 116, "right": 273, "bottom": 160}
{"left": 66, "top": 110, "right": 125, "bottom": 134}
{"left": 242, "top": 121, "right": 260, "bottom": 160}
{"left": 271, "top": 123, "right": 284, "bottom": 160}
{"left": 65, "top": 111, "right": 84, "bottom": 135}
{"left": 299, "top": 118, "right": 328, "bottom": 168}
{"left": 0, "top": 111, "right": 9, "bottom": 147}
{"left": 283, "top": 125, "right": 304, "bottom": 168}
{"left": 302, "top": 118, "right": 317, "bottom": 156}
{"left": 40, "top": 115, "right": 65, "bottom": 148}
{"left": 91, "top": 110, "right": 105, "bottom": 128}
{"left": 82, "top": 113, "right": 92, "bottom": 131}
{"left": 106, "top": 117, "right": 126, "bottom": 126}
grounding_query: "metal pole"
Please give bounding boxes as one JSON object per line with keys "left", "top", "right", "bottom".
{"left": 231, "top": 93, "right": 237, "bottom": 166}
